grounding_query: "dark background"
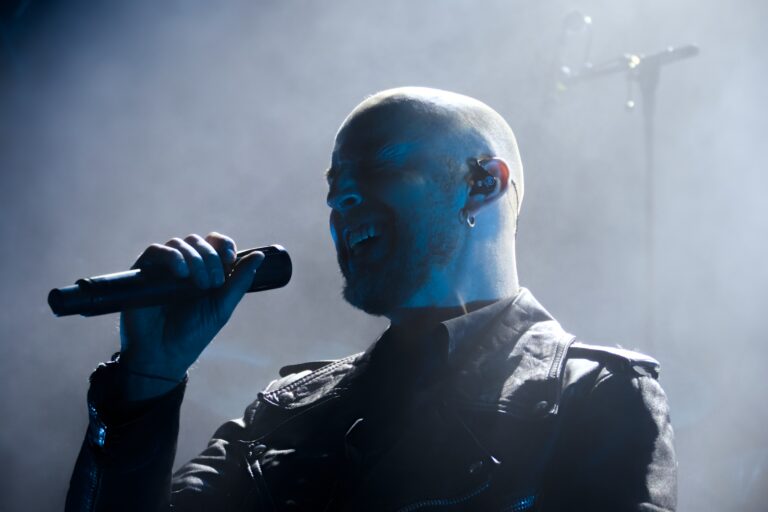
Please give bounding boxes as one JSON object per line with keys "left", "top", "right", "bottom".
{"left": 1, "top": 0, "right": 765, "bottom": 510}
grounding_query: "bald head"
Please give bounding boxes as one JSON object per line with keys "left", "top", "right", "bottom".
{"left": 327, "top": 87, "right": 524, "bottom": 316}
{"left": 337, "top": 87, "right": 524, "bottom": 214}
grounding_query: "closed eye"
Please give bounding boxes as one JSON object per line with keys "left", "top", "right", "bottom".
{"left": 362, "top": 164, "right": 416, "bottom": 183}
{"left": 324, "top": 167, "right": 337, "bottom": 185}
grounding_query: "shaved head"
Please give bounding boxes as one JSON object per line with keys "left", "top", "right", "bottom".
{"left": 338, "top": 87, "right": 524, "bottom": 214}
{"left": 327, "top": 87, "right": 524, "bottom": 317}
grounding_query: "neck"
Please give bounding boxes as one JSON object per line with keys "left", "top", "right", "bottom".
{"left": 389, "top": 244, "right": 520, "bottom": 325}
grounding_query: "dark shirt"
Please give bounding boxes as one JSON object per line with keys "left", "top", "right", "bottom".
{"left": 297, "top": 300, "right": 503, "bottom": 507}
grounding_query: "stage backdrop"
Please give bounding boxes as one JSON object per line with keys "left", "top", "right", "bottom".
{"left": 1, "top": 0, "right": 766, "bottom": 510}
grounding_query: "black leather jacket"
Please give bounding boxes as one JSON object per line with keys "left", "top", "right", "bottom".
{"left": 66, "top": 289, "right": 677, "bottom": 511}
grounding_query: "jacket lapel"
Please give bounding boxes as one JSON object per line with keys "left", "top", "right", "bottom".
{"left": 447, "top": 289, "right": 576, "bottom": 418}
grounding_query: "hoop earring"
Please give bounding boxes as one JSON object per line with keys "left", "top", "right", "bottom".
{"left": 459, "top": 208, "right": 476, "bottom": 228}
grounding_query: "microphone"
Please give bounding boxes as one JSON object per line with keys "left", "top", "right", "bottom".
{"left": 48, "top": 245, "right": 292, "bottom": 317}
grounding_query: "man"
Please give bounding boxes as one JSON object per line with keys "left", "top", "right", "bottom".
{"left": 66, "top": 87, "right": 677, "bottom": 511}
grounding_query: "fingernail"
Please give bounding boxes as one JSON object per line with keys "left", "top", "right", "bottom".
{"left": 252, "top": 252, "right": 265, "bottom": 270}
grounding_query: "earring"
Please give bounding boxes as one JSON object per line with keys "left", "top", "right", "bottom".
{"left": 459, "top": 208, "right": 476, "bottom": 228}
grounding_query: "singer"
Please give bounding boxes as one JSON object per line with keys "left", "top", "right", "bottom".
{"left": 65, "top": 87, "right": 677, "bottom": 511}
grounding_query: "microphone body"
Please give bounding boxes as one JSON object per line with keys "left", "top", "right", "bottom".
{"left": 48, "top": 245, "right": 291, "bottom": 317}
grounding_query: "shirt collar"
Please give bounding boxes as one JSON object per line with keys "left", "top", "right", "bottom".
{"left": 263, "top": 287, "right": 576, "bottom": 418}
{"left": 359, "top": 292, "right": 518, "bottom": 366}
{"left": 440, "top": 289, "right": 527, "bottom": 358}
{"left": 360, "top": 287, "right": 541, "bottom": 366}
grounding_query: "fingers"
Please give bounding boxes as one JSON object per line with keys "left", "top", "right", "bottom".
{"left": 163, "top": 237, "right": 211, "bottom": 289}
{"left": 184, "top": 234, "right": 226, "bottom": 288}
{"left": 131, "top": 244, "right": 189, "bottom": 278}
{"left": 213, "top": 251, "right": 264, "bottom": 323}
{"left": 132, "top": 232, "right": 241, "bottom": 290}
{"left": 205, "top": 232, "right": 238, "bottom": 273}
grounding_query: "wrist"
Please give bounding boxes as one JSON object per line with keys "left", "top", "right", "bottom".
{"left": 85, "top": 358, "right": 187, "bottom": 453}
{"left": 118, "top": 349, "right": 188, "bottom": 382}
{"left": 114, "top": 354, "right": 187, "bottom": 401}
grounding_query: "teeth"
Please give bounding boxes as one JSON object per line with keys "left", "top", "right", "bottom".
{"left": 347, "top": 223, "right": 381, "bottom": 250}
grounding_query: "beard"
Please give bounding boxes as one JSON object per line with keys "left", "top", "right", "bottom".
{"left": 339, "top": 215, "right": 459, "bottom": 316}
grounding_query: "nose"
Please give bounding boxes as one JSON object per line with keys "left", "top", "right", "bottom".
{"left": 326, "top": 175, "right": 363, "bottom": 212}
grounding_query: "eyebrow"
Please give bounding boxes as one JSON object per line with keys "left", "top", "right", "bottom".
{"left": 325, "top": 141, "right": 420, "bottom": 183}
{"left": 375, "top": 142, "right": 417, "bottom": 167}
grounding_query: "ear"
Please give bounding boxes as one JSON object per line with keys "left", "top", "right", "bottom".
{"left": 464, "top": 157, "right": 511, "bottom": 216}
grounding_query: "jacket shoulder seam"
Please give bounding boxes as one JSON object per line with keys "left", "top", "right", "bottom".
{"left": 592, "top": 366, "right": 658, "bottom": 390}
{"left": 568, "top": 341, "right": 660, "bottom": 379}
{"left": 262, "top": 352, "right": 363, "bottom": 402}
{"left": 278, "top": 360, "right": 338, "bottom": 377}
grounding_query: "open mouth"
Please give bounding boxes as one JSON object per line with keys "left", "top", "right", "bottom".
{"left": 345, "top": 221, "right": 385, "bottom": 257}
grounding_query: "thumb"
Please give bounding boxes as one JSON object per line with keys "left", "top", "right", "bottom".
{"left": 213, "top": 251, "right": 264, "bottom": 322}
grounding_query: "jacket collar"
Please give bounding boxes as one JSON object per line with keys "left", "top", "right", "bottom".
{"left": 444, "top": 288, "right": 575, "bottom": 417}
{"left": 262, "top": 288, "right": 575, "bottom": 418}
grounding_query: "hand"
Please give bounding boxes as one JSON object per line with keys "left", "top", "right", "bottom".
{"left": 117, "top": 232, "right": 263, "bottom": 399}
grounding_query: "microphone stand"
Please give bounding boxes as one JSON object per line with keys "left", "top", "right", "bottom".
{"left": 562, "top": 44, "right": 699, "bottom": 351}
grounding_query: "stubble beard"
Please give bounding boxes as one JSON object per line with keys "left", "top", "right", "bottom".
{"left": 340, "top": 216, "right": 459, "bottom": 316}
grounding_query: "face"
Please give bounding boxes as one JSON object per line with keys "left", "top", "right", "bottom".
{"left": 326, "top": 109, "right": 465, "bottom": 316}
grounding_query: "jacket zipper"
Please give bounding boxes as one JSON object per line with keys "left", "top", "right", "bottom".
{"left": 394, "top": 481, "right": 491, "bottom": 512}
